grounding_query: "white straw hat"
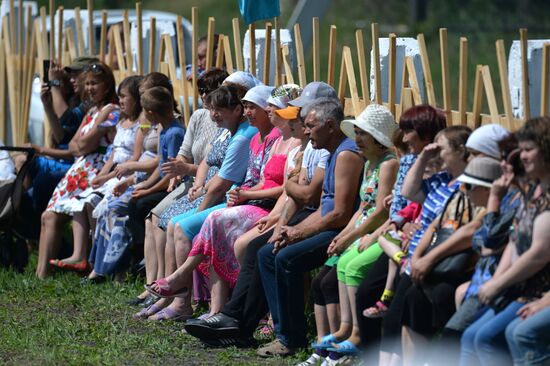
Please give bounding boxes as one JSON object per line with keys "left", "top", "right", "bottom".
{"left": 340, "top": 104, "right": 397, "bottom": 148}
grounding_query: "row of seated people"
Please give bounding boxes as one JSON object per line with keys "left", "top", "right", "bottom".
{"left": 25, "top": 59, "right": 549, "bottom": 365}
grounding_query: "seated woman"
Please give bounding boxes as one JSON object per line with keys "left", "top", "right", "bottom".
{"left": 36, "top": 62, "right": 119, "bottom": 279}
{"left": 49, "top": 75, "right": 143, "bottom": 274}
{"left": 460, "top": 117, "right": 550, "bottom": 366}
{"left": 312, "top": 104, "right": 399, "bottom": 356}
{"left": 132, "top": 84, "right": 261, "bottom": 321}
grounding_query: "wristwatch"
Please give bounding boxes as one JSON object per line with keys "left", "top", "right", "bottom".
{"left": 49, "top": 79, "right": 61, "bottom": 87}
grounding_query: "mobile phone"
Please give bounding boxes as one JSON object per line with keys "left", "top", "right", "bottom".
{"left": 43, "top": 59, "right": 50, "bottom": 85}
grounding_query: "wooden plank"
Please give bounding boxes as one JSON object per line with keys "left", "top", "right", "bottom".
{"left": 0, "top": 19, "right": 7, "bottom": 141}
{"left": 222, "top": 35, "right": 234, "bottom": 73}
{"left": 337, "top": 49, "right": 347, "bottom": 105}
{"left": 215, "top": 34, "right": 225, "bottom": 68}
{"left": 9, "top": 0, "right": 15, "bottom": 54}
{"left": 312, "top": 17, "right": 320, "bottom": 81}
{"left": 148, "top": 17, "right": 156, "bottom": 72}
{"left": 400, "top": 87, "right": 414, "bottom": 112}
{"left": 123, "top": 10, "right": 132, "bottom": 75}
{"left": 66, "top": 27, "right": 77, "bottom": 60}
{"left": 136, "top": 2, "right": 143, "bottom": 75}
{"left": 540, "top": 43, "right": 549, "bottom": 116}
{"left": 74, "top": 7, "right": 84, "bottom": 57}
{"left": 281, "top": 44, "right": 294, "bottom": 84}
{"left": 18, "top": 0, "right": 22, "bottom": 54}
{"left": 440, "top": 28, "right": 452, "bottom": 122}
{"left": 106, "top": 28, "right": 114, "bottom": 68}
{"left": 3, "top": 20, "right": 18, "bottom": 144}
{"left": 176, "top": 15, "right": 189, "bottom": 124}
{"left": 22, "top": 16, "right": 36, "bottom": 142}
{"left": 371, "top": 23, "right": 382, "bottom": 104}
{"left": 274, "top": 17, "right": 282, "bottom": 86}
{"left": 496, "top": 39, "right": 514, "bottom": 130}
{"left": 294, "top": 23, "right": 306, "bottom": 87}
{"left": 232, "top": 18, "right": 244, "bottom": 70}
{"left": 481, "top": 65, "right": 500, "bottom": 123}
{"left": 205, "top": 17, "right": 215, "bottom": 70}
{"left": 458, "top": 37, "right": 468, "bottom": 125}
{"left": 248, "top": 23, "right": 256, "bottom": 76}
{"left": 356, "top": 29, "right": 370, "bottom": 106}
{"left": 40, "top": 7, "right": 47, "bottom": 59}
{"left": 388, "top": 33, "right": 396, "bottom": 115}
{"left": 343, "top": 46, "right": 361, "bottom": 116}
{"left": 112, "top": 25, "right": 126, "bottom": 75}
{"left": 472, "top": 64, "right": 484, "bottom": 128}
{"left": 191, "top": 7, "right": 198, "bottom": 111}
{"left": 49, "top": 0, "right": 54, "bottom": 58}
{"left": 520, "top": 28, "right": 530, "bottom": 120}
{"left": 162, "top": 34, "right": 178, "bottom": 83}
{"left": 406, "top": 56, "right": 422, "bottom": 105}
{"left": 99, "top": 10, "right": 107, "bottom": 63}
{"left": 56, "top": 6, "right": 64, "bottom": 63}
{"left": 263, "top": 22, "right": 272, "bottom": 85}
{"left": 417, "top": 33, "right": 436, "bottom": 106}
{"left": 327, "top": 25, "right": 337, "bottom": 86}
{"left": 86, "top": 0, "right": 93, "bottom": 56}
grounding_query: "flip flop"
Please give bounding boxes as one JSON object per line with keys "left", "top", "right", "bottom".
{"left": 327, "top": 340, "right": 360, "bottom": 355}
{"left": 145, "top": 278, "right": 188, "bottom": 298}
{"left": 363, "top": 300, "right": 389, "bottom": 318}
{"left": 312, "top": 334, "right": 338, "bottom": 349}
{"left": 49, "top": 258, "right": 90, "bottom": 272}
{"left": 148, "top": 307, "right": 193, "bottom": 322}
{"left": 132, "top": 304, "right": 161, "bottom": 320}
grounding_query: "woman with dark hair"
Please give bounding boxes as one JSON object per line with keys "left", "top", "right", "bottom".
{"left": 36, "top": 62, "right": 120, "bottom": 279}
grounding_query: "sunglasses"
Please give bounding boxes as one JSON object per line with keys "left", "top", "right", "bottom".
{"left": 83, "top": 63, "right": 106, "bottom": 74}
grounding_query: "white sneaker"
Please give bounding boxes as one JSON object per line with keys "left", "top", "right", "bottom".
{"left": 296, "top": 353, "right": 322, "bottom": 366}
{"left": 321, "top": 355, "right": 357, "bottom": 366}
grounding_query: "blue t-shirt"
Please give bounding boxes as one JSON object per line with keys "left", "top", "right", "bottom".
{"left": 406, "top": 171, "right": 461, "bottom": 273}
{"left": 158, "top": 120, "right": 186, "bottom": 177}
{"left": 218, "top": 121, "right": 258, "bottom": 184}
{"left": 390, "top": 154, "right": 417, "bottom": 219}
{"left": 320, "top": 137, "right": 360, "bottom": 217}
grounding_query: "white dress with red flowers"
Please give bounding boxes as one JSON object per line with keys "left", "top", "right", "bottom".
{"left": 46, "top": 104, "right": 119, "bottom": 215}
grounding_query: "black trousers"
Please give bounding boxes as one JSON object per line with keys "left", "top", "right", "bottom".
{"left": 222, "top": 209, "right": 312, "bottom": 337}
{"left": 127, "top": 191, "right": 168, "bottom": 255}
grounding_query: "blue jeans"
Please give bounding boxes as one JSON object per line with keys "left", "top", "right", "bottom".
{"left": 257, "top": 230, "right": 338, "bottom": 348}
{"left": 460, "top": 301, "right": 523, "bottom": 366}
{"left": 506, "top": 306, "right": 550, "bottom": 366}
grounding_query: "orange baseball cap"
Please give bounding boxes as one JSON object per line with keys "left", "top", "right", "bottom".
{"left": 274, "top": 106, "right": 300, "bottom": 120}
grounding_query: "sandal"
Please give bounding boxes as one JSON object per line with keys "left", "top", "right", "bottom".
{"left": 145, "top": 278, "right": 188, "bottom": 298}
{"left": 363, "top": 300, "right": 389, "bottom": 318}
{"left": 312, "top": 333, "right": 338, "bottom": 349}
{"left": 49, "top": 258, "right": 90, "bottom": 272}
{"left": 148, "top": 306, "right": 193, "bottom": 322}
{"left": 327, "top": 340, "right": 360, "bottom": 355}
{"left": 132, "top": 304, "right": 162, "bottom": 320}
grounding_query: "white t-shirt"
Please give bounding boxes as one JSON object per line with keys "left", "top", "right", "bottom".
{"left": 301, "top": 141, "right": 330, "bottom": 183}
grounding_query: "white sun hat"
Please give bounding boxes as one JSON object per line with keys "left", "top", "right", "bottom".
{"left": 340, "top": 104, "right": 398, "bottom": 148}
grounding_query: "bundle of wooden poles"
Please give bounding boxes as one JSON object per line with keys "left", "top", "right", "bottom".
{"left": 1, "top": 0, "right": 549, "bottom": 146}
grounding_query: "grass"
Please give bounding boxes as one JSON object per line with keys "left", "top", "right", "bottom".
{"left": 0, "top": 255, "right": 307, "bottom": 365}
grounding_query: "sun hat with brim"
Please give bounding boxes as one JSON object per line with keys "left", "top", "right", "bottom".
{"left": 223, "top": 71, "right": 263, "bottom": 90}
{"left": 64, "top": 56, "right": 100, "bottom": 72}
{"left": 288, "top": 81, "right": 336, "bottom": 108}
{"left": 340, "top": 104, "right": 397, "bottom": 148}
{"left": 457, "top": 156, "right": 502, "bottom": 188}
{"left": 241, "top": 85, "right": 275, "bottom": 110}
{"left": 275, "top": 106, "right": 300, "bottom": 120}
{"left": 267, "top": 84, "right": 302, "bottom": 109}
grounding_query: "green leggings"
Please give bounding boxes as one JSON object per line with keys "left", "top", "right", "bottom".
{"left": 336, "top": 241, "right": 383, "bottom": 286}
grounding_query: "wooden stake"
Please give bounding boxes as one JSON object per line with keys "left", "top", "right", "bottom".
{"left": 371, "top": 23, "right": 382, "bottom": 104}
{"left": 417, "top": 33, "right": 436, "bottom": 106}
{"left": 205, "top": 17, "right": 215, "bottom": 70}
{"left": 312, "top": 17, "right": 320, "bottom": 81}
{"left": 18, "top": 0, "right": 23, "bottom": 54}
{"left": 191, "top": 7, "right": 198, "bottom": 111}
{"left": 388, "top": 33, "right": 396, "bottom": 114}
{"left": 176, "top": 15, "right": 190, "bottom": 125}
{"left": 222, "top": 35, "right": 234, "bottom": 73}
{"left": 520, "top": 28, "right": 530, "bottom": 120}
{"left": 274, "top": 17, "right": 282, "bottom": 86}
{"left": 472, "top": 65, "right": 483, "bottom": 128}
{"left": 343, "top": 46, "right": 361, "bottom": 116}
{"left": 440, "top": 28, "right": 452, "bottom": 122}
{"left": 0, "top": 23, "right": 6, "bottom": 141}
{"left": 232, "top": 18, "right": 244, "bottom": 71}
{"left": 263, "top": 22, "right": 272, "bottom": 85}
{"left": 123, "top": 10, "right": 133, "bottom": 75}
{"left": 541, "top": 43, "right": 550, "bottom": 116}
{"left": 136, "top": 2, "right": 143, "bottom": 75}
{"left": 215, "top": 34, "right": 225, "bottom": 68}
{"left": 9, "top": 0, "right": 15, "bottom": 55}
{"left": 294, "top": 23, "right": 306, "bottom": 87}
{"left": 496, "top": 40, "right": 514, "bottom": 130}
{"left": 248, "top": 23, "right": 256, "bottom": 76}
{"left": 161, "top": 34, "right": 178, "bottom": 83}
{"left": 458, "top": 37, "right": 468, "bottom": 125}
{"left": 337, "top": 49, "right": 347, "bottom": 104}
{"left": 281, "top": 44, "right": 294, "bottom": 84}
{"left": 74, "top": 7, "right": 84, "bottom": 57}
{"left": 66, "top": 27, "right": 77, "bottom": 60}
{"left": 400, "top": 88, "right": 414, "bottom": 112}
{"left": 406, "top": 57, "right": 422, "bottom": 105}
{"left": 327, "top": 25, "right": 337, "bottom": 86}
{"left": 112, "top": 25, "right": 126, "bottom": 75}
{"left": 22, "top": 17, "right": 36, "bottom": 141}
{"left": 40, "top": 7, "right": 47, "bottom": 59}
{"left": 148, "top": 17, "right": 156, "bottom": 72}
{"left": 86, "top": 0, "right": 93, "bottom": 56}
{"left": 481, "top": 65, "right": 500, "bottom": 123}
{"left": 356, "top": 29, "right": 370, "bottom": 106}
{"left": 99, "top": 10, "right": 107, "bottom": 63}
{"left": 49, "top": 0, "right": 55, "bottom": 59}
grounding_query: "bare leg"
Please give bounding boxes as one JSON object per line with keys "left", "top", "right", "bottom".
{"left": 174, "top": 224, "right": 193, "bottom": 267}
{"left": 36, "top": 211, "right": 69, "bottom": 279}
{"left": 234, "top": 225, "right": 271, "bottom": 265}
{"left": 454, "top": 281, "right": 470, "bottom": 309}
{"left": 402, "top": 325, "right": 428, "bottom": 366}
{"left": 65, "top": 210, "right": 90, "bottom": 262}
{"left": 344, "top": 285, "right": 361, "bottom": 345}
{"left": 326, "top": 303, "right": 341, "bottom": 333}
{"left": 156, "top": 220, "right": 171, "bottom": 279}
{"left": 208, "top": 267, "right": 230, "bottom": 315}
{"left": 143, "top": 218, "right": 157, "bottom": 285}
{"left": 332, "top": 280, "right": 352, "bottom": 340}
{"left": 314, "top": 305, "right": 330, "bottom": 342}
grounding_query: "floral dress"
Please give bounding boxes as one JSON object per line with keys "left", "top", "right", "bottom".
{"left": 46, "top": 104, "right": 119, "bottom": 215}
{"left": 189, "top": 136, "right": 296, "bottom": 287}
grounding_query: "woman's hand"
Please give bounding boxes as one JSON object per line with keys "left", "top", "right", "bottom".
{"left": 131, "top": 187, "right": 150, "bottom": 199}
{"left": 226, "top": 188, "right": 247, "bottom": 207}
{"left": 516, "top": 297, "right": 549, "bottom": 319}
{"left": 490, "top": 166, "right": 515, "bottom": 200}
{"left": 420, "top": 142, "right": 441, "bottom": 162}
{"left": 161, "top": 157, "right": 190, "bottom": 178}
{"left": 114, "top": 162, "right": 134, "bottom": 179}
{"left": 383, "top": 194, "right": 393, "bottom": 210}
{"left": 478, "top": 279, "right": 503, "bottom": 304}
{"left": 257, "top": 215, "right": 279, "bottom": 233}
{"left": 167, "top": 177, "right": 181, "bottom": 193}
{"left": 91, "top": 175, "right": 107, "bottom": 189}
{"left": 187, "top": 185, "right": 203, "bottom": 201}
{"left": 40, "top": 84, "right": 53, "bottom": 107}
{"left": 327, "top": 233, "right": 355, "bottom": 256}
{"left": 113, "top": 180, "right": 130, "bottom": 196}
{"left": 357, "top": 234, "right": 376, "bottom": 252}
{"left": 411, "top": 256, "right": 433, "bottom": 285}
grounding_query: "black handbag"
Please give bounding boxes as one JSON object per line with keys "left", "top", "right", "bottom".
{"left": 424, "top": 190, "right": 475, "bottom": 282}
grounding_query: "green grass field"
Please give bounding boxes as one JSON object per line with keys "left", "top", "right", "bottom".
{"left": 0, "top": 255, "right": 307, "bottom": 365}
